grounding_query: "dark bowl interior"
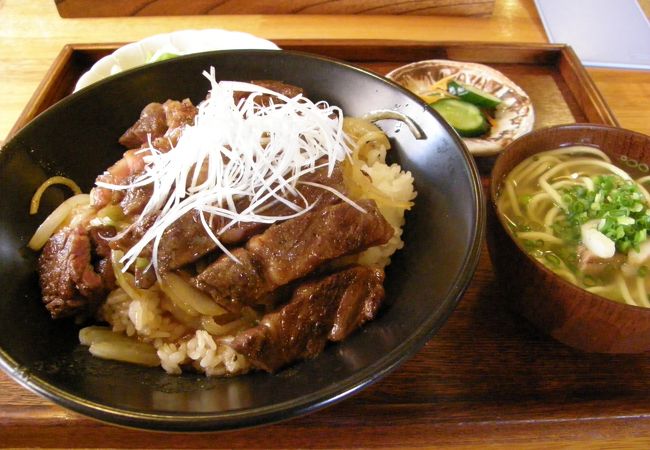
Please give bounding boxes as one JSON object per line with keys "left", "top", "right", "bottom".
{"left": 0, "top": 50, "right": 484, "bottom": 431}
{"left": 487, "top": 123, "right": 650, "bottom": 354}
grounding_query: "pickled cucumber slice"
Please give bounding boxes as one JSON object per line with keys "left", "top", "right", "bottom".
{"left": 430, "top": 98, "right": 490, "bottom": 137}
{"left": 447, "top": 80, "right": 502, "bottom": 108}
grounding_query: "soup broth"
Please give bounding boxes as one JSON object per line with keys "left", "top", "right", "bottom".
{"left": 497, "top": 145, "right": 650, "bottom": 308}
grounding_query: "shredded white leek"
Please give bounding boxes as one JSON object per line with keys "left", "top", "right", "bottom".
{"left": 97, "top": 69, "right": 358, "bottom": 272}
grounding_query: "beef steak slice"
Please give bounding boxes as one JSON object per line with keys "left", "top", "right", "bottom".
{"left": 193, "top": 199, "right": 393, "bottom": 307}
{"left": 157, "top": 162, "right": 346, "bottom": 271}
{"left": 228, "top": 265, "right": 385, "bottom": 372}
{"left": 39, "top": 227, "right": 109, "bottom": 319}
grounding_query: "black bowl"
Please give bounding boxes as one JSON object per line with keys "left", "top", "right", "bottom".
{"left": 0, "top": 50, "right": 484, "bottom": 431}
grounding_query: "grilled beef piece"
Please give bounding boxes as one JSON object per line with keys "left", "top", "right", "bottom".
{"left": 120, "top": 181, "right": 153, "bottom": 217}
{"left": 233, "top": 80, "right": 304, "bottom": 107}
{"left": 109, "top": 212, "right": 159, "bottom": 254}
{"left": 92, "top": 146, "right": 151, "bottom": 209}
{"left": 193, "top": 199, "right": 393, "bottom": 309}
{"left": 194, "top": 248, "right": 274, "bottom": 311}
{"left": 39, "top": 227, "right": 110, "bottom": 319}
{"left": 163, "top": 99, "right": 198, "bottom": 131}
{"left": 119, "top": 102, "right": 168, "bottom": 149}
{"left": 135, "top": 265, "right": 157, "bottom": 289}
{"left": 156, "top": 210, "right": 244, "bottom": 270}
{"left": 157, "top": 162, "right": 347, "bottom": 271}
{"left": 154, "top": 210, "right": 264, "bottom": 271}
{"left": 95, "top": 99, "right": 197, "bottom": 209}
{"left": 109, "top": 99, "right": 197, "bottom": 208}
{"left": 228, "top": 265, "right": 385, "bottom": 372}
{"left": 88, "top": 226, "right": 117, "bottom": 290}
{"left": 96, "top": 258, "right": 117, "bottom": 291}
{"left": 151, "top": 99, "right": 199, "bottom": 152}
{"left": 94, "top": 156, "right": 154, "bottom": 225}
{"left": 119, "top": 99, "right": 197, "bottom": 149}
{"left": 88, "top": 225, "right": 116, "bottom": 258}
{"left": 247, "top": 199, "right": 391, "bottom": 287}
{"left": 92, "top": 146, "right": 151, "bottom": 208}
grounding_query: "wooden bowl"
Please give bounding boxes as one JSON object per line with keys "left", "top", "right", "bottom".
{"left": 487, "top": 123, "right": 650, "bottom": 353}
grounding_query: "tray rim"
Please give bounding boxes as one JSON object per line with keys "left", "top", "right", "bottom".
{"left": 7, "top": 39, "right": 619, "bottom": 141}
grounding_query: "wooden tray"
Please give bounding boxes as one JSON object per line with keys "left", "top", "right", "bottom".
{"left": 5, "top": 41, "right": 647, "bottom": 448}
{"left": 53, "top": 0, "right": 495, "bottom": 17}
{"left": 9, "top": 40, "right": 618, "bottom": 142}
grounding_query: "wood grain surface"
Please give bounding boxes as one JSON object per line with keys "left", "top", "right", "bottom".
{"left": 7, "top": 41, "right": 618, "bottom": 138}
{"left": 54, "top": 0, "right": 496, "bottom": 17}
{"left": 1, "top": 1, "right": 650, "bottom": 448}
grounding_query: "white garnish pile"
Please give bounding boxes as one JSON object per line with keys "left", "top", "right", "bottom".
{"left": 97, "top": 68, "right": 356, "bottom": 271}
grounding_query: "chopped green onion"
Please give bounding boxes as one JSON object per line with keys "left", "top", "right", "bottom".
{"left": 617, "top": 216, "right": 635, "bottom": 225}
{"left": 557, "top": 175, "right": 650, "bottom": 252}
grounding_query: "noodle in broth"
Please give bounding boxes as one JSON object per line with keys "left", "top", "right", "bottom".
{"left": 497, "top": 145, "right": 650, "bottom": 308}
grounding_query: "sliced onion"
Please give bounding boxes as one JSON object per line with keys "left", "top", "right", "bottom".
{"left": 160, "top": 272, "right": 227, "bottom": 317}
{"left": 27, "top": 194, "right": 91, "bottom": 250}
{"left": 89, "top": 340, "right": 159, "bottom": 367}
{"left": 200, "top": 316, "right": 249, "bottom": 336}
{"left": 80, "top": 325, "right": 160, "bottom": 367}
{"left": 30, "top": 176, "right": 82, "bottom": 215}
{"left": 160, "top": 297, "right": 202, "bottom": 328}
{"left": 110, "top": 250, "right": 153, "bottom": 304}
{"left": 79, "top": 326, "right": 119, "bottom": 346}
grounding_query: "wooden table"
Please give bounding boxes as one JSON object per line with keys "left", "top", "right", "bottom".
{"left": 2, "top": 0, "right": 650, "bottom": 448}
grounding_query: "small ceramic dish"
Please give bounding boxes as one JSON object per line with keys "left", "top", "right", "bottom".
{"left": 386, "top": 59, "right": 534, "bottom": 156}
{"left": 74, "top": 29, "right": 280, "bottom": 92}
{"left": 488, "top": 123, "right": 650, "bottom": 353}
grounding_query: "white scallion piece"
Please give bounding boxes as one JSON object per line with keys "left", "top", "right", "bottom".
{"left": 97, "top": 69, "right": 357, "bottom": 271}
{"left": 581, "top": 221, "right": 616, "bottom": 259}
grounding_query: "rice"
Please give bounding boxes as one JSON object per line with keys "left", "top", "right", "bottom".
{"left": 101, "top": 288, "right": 186, "bottom": 341}
{"left": 358, "top": 160, "right": 416, "bottom": 268}
{"left": 99, "top": 288, "right": 250, "bottom": 376}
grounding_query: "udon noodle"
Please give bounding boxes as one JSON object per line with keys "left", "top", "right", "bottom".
{"left": 497, "top": 145, "right": 650, "bottom": 308}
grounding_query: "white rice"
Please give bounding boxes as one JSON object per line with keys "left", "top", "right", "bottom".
{"left": 99, "top": 289, "right": 251, "bottom": 376}
{"left": 358, "top": 160, "right": 416, "bottom": 268}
